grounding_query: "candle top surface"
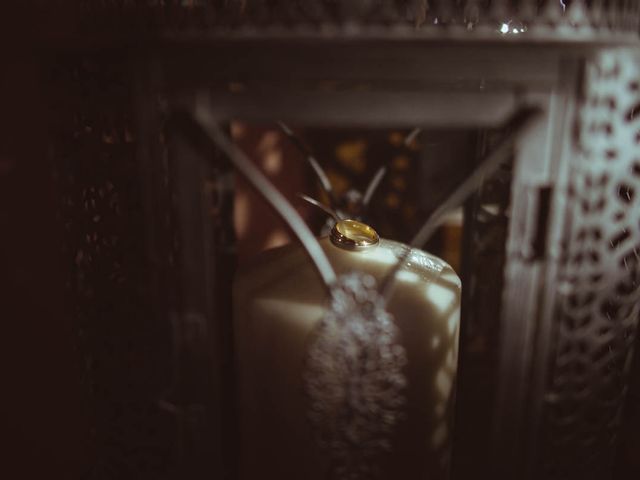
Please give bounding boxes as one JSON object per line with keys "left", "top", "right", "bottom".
{"left": 236, "top": 236, "right": 461, "bottom": 312}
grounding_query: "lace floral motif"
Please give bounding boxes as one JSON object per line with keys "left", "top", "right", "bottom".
{"left": 305, "top": 272, "right": 407, "bottom": 479}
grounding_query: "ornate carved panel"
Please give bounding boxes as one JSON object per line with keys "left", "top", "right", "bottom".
{"left": 78, "top": 0, "right": 640, "bottom": 40}
{"left": 538, "top": 49, "right": 640, "bottom": 479}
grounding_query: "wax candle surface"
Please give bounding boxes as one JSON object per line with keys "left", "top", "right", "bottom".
{"left": 233, "top": 236, "right": 461, "bottom": 479}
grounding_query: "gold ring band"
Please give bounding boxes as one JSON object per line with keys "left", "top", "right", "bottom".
{"left": 330, "top": 219, "right": 379, "bottom": 250}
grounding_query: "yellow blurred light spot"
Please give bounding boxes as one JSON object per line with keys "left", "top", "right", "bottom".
{"left": 234, "top": 191, "right": 251, "bottom": 238}
{"left": 262, "top": 151, "right": 283, "bottom": 176}
{"left": 392, "top": 155, "right": 411, "bottom": 171}
{"left": 335, "top": 140, "right": 367, "bottom": 173}
{"left": 385, "top": 192, "right": 400, "bottom": 209}
{"left": 326, "top": 170, "right": 349, "bottom": 196}
{"left": 390, "top": 175, "right": 406, "bottom": 190}
{"left": 254, "top": 130, "right": 284, "bottom": 176}
{"left": 388, "top": 131, "right": 404, "bottom": 146}
{"left": 263, "top": 229, "right": 291, "bottom": 250}
{"left": 257, "top": 131, "right": 280, "bottom": 153}
{"left": 230, "top": 121, "right": 247, "bottom": 140}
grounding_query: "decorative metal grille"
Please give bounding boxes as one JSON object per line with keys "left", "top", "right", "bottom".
{"left": 49, "top": 54, "right": 237, "bottom": 480}
{"left": 79, "top": 1, "right": 640, "bottom": 39}
{"left": 538, "top": 49, "right": 640, "bottom": 479}
{"left": 50, "top": 54, "right": 177, "bottom": 479}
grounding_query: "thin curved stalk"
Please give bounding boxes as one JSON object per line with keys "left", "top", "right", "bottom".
{"left": 404, "top": 127, "right": 422, "bottom": 147}
{"left": 362, "top": 166, "right": 387, "bottom": 207}
{"left": 298, "top": 193, "right": 342, "bottom": 222}
{"left": 192, "top": 106, "right": 338, "bottom": 290}
{"left": 277, "top": 121, "right": 337, "bottom": 207}
{"left": 380, "top": 107, "right": 541, "bottom": 302}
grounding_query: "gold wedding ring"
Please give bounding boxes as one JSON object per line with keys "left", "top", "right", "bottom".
{"left": 330, "top": 219, "right": 379, "bottom": 250}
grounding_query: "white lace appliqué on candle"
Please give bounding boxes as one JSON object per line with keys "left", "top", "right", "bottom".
{"left": 304, "top": 272, "right": 408, "bottom": 480}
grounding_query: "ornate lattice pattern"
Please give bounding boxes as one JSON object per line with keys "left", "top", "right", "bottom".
{"left": 78, "top": 1, "right": 640, "bottom": 38}
{"left": 539, "top": 49, "right": 640, "bottom": 479}
{"left": 50, "top": 55, "right": 176, "bottom": 479}
{"left": 305, "top": 272, "right": 407, "bottom": 480}
{"left": 50, "top": 50, "right": 239, "bottom": 478}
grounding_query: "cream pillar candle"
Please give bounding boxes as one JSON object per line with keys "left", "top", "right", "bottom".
{"left": 233, "top": 233, "right": 461, "bottom": 479}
